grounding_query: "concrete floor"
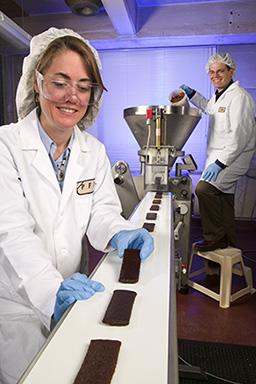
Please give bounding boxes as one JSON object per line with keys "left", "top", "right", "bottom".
{"left": 177, "top": 218, "right": 256, "bottom": 346}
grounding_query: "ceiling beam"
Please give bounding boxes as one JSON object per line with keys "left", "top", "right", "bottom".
{"left": 101, "top": 0, "right": 137, "bottom": 35}
{"left": 91, "top": 33, "right": 256, "bottom": 50}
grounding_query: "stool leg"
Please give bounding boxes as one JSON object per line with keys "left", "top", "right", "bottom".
{"left": 240, "top": 260, "right": 253, "bottom": 290}
{"left": 245, "top": 268, "right": 253, "bottom": 290}
{"left": 219, "top": 259, "right": 232, "bottom": 308}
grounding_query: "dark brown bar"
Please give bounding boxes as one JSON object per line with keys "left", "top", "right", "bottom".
{"left": 119, "top": 249, "right": 141, "bottom": 283}
{"left": 143, "top": 222, "right": 155, "bottom": 232}
{"left": 103, "top": 289, "right": 137, "bottom": 326}
{"left": 155, "top": 192, "right": 163, "bottom": 198}
{"left": 152, "top": 199, "right": 161, "bottom": 204}
{"left": 150, "top": 204, "right": 160, "bottom": 211}
{"left": 74, "top": 339, "right": 121, "bottom": 384}
{"left": 146, "top": 212, "right": 157, "bottom": 220}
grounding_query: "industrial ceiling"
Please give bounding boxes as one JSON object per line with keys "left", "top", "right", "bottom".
{"left": 0, "top": 0, "right": 256, "bottom": 52}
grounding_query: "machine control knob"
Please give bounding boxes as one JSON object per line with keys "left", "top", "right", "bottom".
{"left": 180, "top": 189, "right": 188, "bottom": 198}
{"left": 176, "top": 203, "right": 188, "bottom": 215}
{"left": 114, "top": 175, "right": 124, "bottom": 185}
{"left": 170, "top": 178, "right": 179, "bottom": 186}
{"left": 114, "top": 161, "right": 128, "bottom": 175}
{"left": 181, "top": 177, "right": 187, "bottom": 184}
{"left": 113, "top": 161, "right": 128, "bottom": 185}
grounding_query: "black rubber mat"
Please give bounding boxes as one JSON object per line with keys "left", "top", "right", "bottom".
{"left": 178, "top": 338, "right": 256, "bottom": 384}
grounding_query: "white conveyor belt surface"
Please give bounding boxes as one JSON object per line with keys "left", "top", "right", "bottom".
{"left": 19, "top": 192, "right": 178, "bottom": 384}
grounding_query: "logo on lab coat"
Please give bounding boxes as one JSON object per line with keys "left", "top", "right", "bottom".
{"left": 218, "top": 106, "right": 226, "bottom": 113}
{"left": 76, "top": 179, "right": 95, "bottom": 195}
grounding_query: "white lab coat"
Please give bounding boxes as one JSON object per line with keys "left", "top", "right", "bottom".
{"left": 191, "top": 81, "right": 256, "bottom": 193}
{"left": 0, "top": 109, "right": 135, "bottom": 383}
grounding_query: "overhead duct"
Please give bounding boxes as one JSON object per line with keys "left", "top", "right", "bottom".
{"left": 0, "top": 11, "right": 31, "bottom": 50}
{"left": 64, "top": 0, "right": 104, "bottom": 16}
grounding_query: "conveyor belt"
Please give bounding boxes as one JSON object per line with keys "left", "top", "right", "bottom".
{"left": 19, "top": 192, "right": 178, "bottom": 384}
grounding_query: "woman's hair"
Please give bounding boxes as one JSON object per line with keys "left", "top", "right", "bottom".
{"left": 34, "top": 35, "right": 106, "bottom": 127}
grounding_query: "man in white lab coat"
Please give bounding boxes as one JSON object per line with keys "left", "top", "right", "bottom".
{"left": 0, "top": 28, "right": 153, "bottom": 384}
{"left": 181, "top": 53, "right": 256, "bottom": 252}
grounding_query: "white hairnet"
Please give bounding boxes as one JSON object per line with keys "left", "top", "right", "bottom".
{"left": 16, "top": 27, "right": 102, "bottom": 129}
{"left": 205, "top": 53, "right": 236, "bottom": 72}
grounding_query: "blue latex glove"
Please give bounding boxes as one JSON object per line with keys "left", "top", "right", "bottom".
{"left": 110, "top": 228, "right": 154, "bottom": 261}
{"left": 53, "top": 273, "right": 105, "bottom": 322}
{"left": 180, "top": 84, "right": 195, "bottom": 98}
{"left": 202, "top": 163, "right": 222, "bottom": 182}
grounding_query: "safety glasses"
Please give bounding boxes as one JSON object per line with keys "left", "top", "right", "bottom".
{"left": 208, "top": 68, "right": 230, "bottom": 78}
{"left": 35, "top": 70, "right": 103, "bottom": 106}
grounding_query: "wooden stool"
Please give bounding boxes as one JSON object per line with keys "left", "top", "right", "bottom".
{"left": 188, "top": 246, "right": 255, "bottom": 308}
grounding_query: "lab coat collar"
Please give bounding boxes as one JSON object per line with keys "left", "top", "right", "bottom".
{"left": 74, "top": 125, "right": 90, "bottom": 153}
{"left": 215, "top": 79, "right": 233, "bottom": 101}
{"left": 19, "top": 109, "right": 91, "bottom": 202}
{"left": 222, "top": 80, "right": 239, "bottom": 94}
{"left": 214, "top": 80, "right": 239, "bottom": 103}
{"left": 19, "top": 109, "right": 43, "bottom": 150}
{"left": 19, "top": 109, "right": 90, "bottom": 153}
{"left": 19, "top": 110, "right": 61, "bottom": 192}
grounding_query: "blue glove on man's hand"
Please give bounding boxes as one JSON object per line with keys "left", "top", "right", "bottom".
{"left": 110, "top": 228, "right": 154, "bottom": 261}
{"left": 202, "top": 163, "right": 222, "bottom": 182}
{"left": 53, "top": 273, "right": 105, "bottom": 322}
{"left": 180, "top": 84, "right": 195, "bottom": 98}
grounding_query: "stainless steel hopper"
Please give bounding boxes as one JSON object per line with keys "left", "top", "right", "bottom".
{"left": 124, "top": 105, "right": 201, "bottom": 151}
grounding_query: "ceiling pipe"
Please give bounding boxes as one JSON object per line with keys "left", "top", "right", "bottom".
{"left": 0, "top": 11, "right": 31, "bottom": 50}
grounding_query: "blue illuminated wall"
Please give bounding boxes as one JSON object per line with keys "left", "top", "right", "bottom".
{"left": 88, "top": 44, "right": 256, "bottom": 177}
{"left": 87, "top": 43, "right": 256, "bottom": 217}
{"left": 89, "top": 46, "right": 213, "bottom": 174}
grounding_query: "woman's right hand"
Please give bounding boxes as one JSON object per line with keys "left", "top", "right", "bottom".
{"left": 53, "top": 273, "right": 105, "bottom": 322}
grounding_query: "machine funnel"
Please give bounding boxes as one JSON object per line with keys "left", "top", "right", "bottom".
{"left": 124, "top": 105, "right": 201, "bottom": 151}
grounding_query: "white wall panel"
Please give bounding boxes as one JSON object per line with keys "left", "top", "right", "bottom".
{"left": 88, "top": 46, "right": 213, "bottom": 174}
{"left": 87, "top": 44, "right": 256, "bottom": 218}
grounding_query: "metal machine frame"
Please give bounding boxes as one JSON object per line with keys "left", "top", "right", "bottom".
{"left": 112, "top": 104, "right": 201, "bottom": 290}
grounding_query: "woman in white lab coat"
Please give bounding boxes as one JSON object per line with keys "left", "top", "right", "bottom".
{"left": 181, "top": 53, "right": 256, "bottom": 252}
{"left": 0, "top": 28, "right": 153, "bottom": 384}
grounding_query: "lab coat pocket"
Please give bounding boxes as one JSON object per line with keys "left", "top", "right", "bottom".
{"left": 75, "top": 193, "right": 92, "bottom": 230}
{"left": 214, "top": 109, "right": 228, "bottom": 133}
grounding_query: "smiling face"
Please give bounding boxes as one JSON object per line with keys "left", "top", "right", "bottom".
{"left": 36, "top": 49, "right": 91, "bottom": 139}
{"left": 208, "top": 62, "right": 234, "bottom": 92}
